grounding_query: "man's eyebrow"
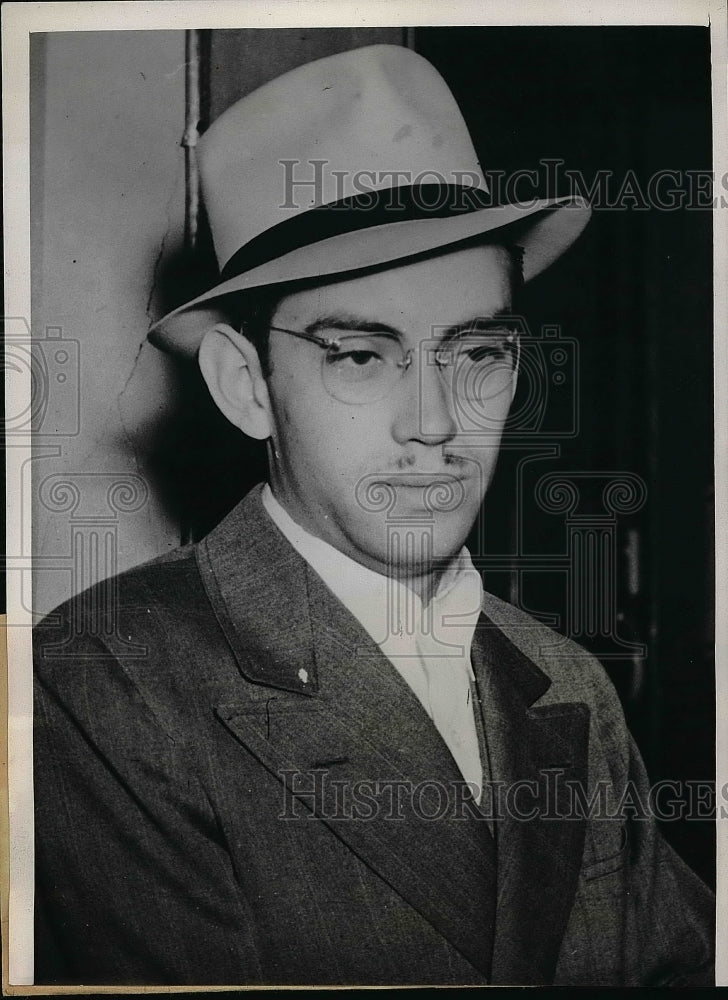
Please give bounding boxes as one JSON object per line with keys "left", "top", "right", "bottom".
{"left": 438, "top": 310, "right": 517, "bottom": 343}
{"left": 302, "top": 310, "right": 517, "bottom": 340}
{"left": 304, "top": 313, "right": 402, "bottom": 337}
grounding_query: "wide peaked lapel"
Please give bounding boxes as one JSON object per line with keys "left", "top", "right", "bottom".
{"left": 196, "top": 486, "right": 497, "bottom": 979}
{"left": 471, "top": 612, "right": 590, "bottom": 985}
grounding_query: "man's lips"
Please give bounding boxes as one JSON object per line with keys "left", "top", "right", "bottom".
{"left": 354, "top": 471, "right": 472, "bottom": 514}
{"left": 374, "top": 472, "right": 469, "bottom": 488}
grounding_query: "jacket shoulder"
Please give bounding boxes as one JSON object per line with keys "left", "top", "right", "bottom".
{"left": 34, "top": 542, "right": 207, "bottom": 637}
{"left": 32, "top": 541, "right": 241, "bottom": 747}
{"left": 32, "top": 543, "right": 224, "bottom": 694}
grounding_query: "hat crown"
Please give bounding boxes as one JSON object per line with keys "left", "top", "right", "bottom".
{"left": 198, "top": 44, "right": 488, "bottom": 269}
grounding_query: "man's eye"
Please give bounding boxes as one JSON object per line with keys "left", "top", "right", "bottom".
{"left": 455, "top": 331, "right": 517, "bottom": 364}
{"left": 462, "top": 343, "right": 505, "bottom": 363}
{"left": 329, "top": 349, "right": 383, "bottom": 366}
{"left": 435, "top": 341, "right": 508, "bottom": 367}
{"left": 324, "top": 340, "right": 390, "bottom": 383}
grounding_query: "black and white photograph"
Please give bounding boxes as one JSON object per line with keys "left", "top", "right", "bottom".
{"left": 3, "top": 0, "right": 726, "bottom": 990}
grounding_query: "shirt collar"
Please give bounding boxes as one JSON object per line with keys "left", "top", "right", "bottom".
{"left": 260, "top": 484, "right": 483, "bottom": 645}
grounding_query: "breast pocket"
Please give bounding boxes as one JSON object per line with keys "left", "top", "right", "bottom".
{"left": 580, "top": 820, "right": 630, "bottom": 882}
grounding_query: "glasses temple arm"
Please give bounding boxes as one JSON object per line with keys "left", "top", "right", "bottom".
{"left": 268, "top": 325, "right": 339, "bottom": 350}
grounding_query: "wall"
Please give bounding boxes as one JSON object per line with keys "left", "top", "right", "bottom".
{"left": 31, "top": 30, "right": 187, "bottom": 616}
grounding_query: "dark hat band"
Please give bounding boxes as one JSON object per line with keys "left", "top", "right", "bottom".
{"left": 219, "top": 183, "right": 493, "bottom": 283}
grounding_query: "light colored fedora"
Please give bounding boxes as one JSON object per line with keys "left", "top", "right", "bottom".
{"left": 149, "top": 44, "right": 591, "bottom": 357}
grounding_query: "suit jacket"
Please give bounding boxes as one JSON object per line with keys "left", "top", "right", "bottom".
{"left": 33, "top": 484, "right": 715, "bottom": 986}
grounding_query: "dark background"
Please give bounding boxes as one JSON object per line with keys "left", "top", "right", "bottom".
{"left": 155, "top": 27, "right": 714, "bottom": 886}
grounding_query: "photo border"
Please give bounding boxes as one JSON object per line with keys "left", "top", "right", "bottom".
{"left": 3, "top": 0, "right": 726, "bottom": 991}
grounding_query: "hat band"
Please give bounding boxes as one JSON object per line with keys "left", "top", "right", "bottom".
{"left": 219, "top": 183, "right": 492, "bottom": 283}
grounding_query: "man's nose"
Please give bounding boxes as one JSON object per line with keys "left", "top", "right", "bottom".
{"left": 391, "top": 352, "right": 458, "bottom": 446}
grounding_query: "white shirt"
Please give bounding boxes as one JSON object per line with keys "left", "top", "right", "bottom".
{"left": 261, "top": 485, "right": 484, "bottom": 798}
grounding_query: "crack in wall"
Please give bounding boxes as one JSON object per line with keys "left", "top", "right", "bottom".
{"left": 116, "top": 158, "right": 184, "bottom": 476}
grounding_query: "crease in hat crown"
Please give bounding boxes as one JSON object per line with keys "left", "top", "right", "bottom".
{"left": 150, "top": 43, "right": 591, "bottom": 357}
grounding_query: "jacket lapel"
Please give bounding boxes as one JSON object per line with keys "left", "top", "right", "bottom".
{"left": 197, "top": 487, "right": 497, "bottom": 978}
{"left": 471, "top": 613, "right": 590, "bottom": 985}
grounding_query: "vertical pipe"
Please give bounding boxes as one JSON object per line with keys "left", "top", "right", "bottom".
{"left": 182, "top": 29, "right": 201, "bottom": 251}
{"left": 180, "top": 29, "right": 202, "bottom": 547}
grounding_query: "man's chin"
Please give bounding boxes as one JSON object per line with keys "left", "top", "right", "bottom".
{"left": 365, "top": 528, "right": 472, "bottom": 576}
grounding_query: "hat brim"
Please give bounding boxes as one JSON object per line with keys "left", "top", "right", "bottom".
{"left": 148, "top": 196, "right": 590, "bottom": 358}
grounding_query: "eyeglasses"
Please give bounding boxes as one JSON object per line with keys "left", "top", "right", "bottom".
{"left": 266, "top": 321, "right": 520, "bottom": 406}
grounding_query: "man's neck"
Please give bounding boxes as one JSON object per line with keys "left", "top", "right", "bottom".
{"left": 262, "top": 483, "right": 454, "bottom": 609}
{"left": 389, "top": 565, "right": 445, "bottom": 607}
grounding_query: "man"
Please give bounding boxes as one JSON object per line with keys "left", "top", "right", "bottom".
{"left": 33, "top": 43, "right": 714, "bottom": 986}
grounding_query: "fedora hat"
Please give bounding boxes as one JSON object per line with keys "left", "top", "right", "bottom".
{"left": 149, "top": 44, "right": 591, "bottom": 357}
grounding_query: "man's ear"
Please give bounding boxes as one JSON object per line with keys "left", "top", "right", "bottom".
{"left": 198, "top": 324, "right": 272, "bottom": 440}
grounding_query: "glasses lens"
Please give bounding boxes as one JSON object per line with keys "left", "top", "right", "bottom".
{"left": 438, "top": 332, "right": 518, "bottom": 401}
{"left": 323, "top": 334, "right": 405, "bottom": 404}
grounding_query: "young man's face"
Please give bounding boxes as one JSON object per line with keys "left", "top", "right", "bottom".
{"left": 263, "top": 244, "right": 516, "bottom": 578}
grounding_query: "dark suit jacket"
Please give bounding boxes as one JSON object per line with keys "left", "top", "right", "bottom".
{"left": 33, "top": 484, "right": 714, "bottom": 986}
